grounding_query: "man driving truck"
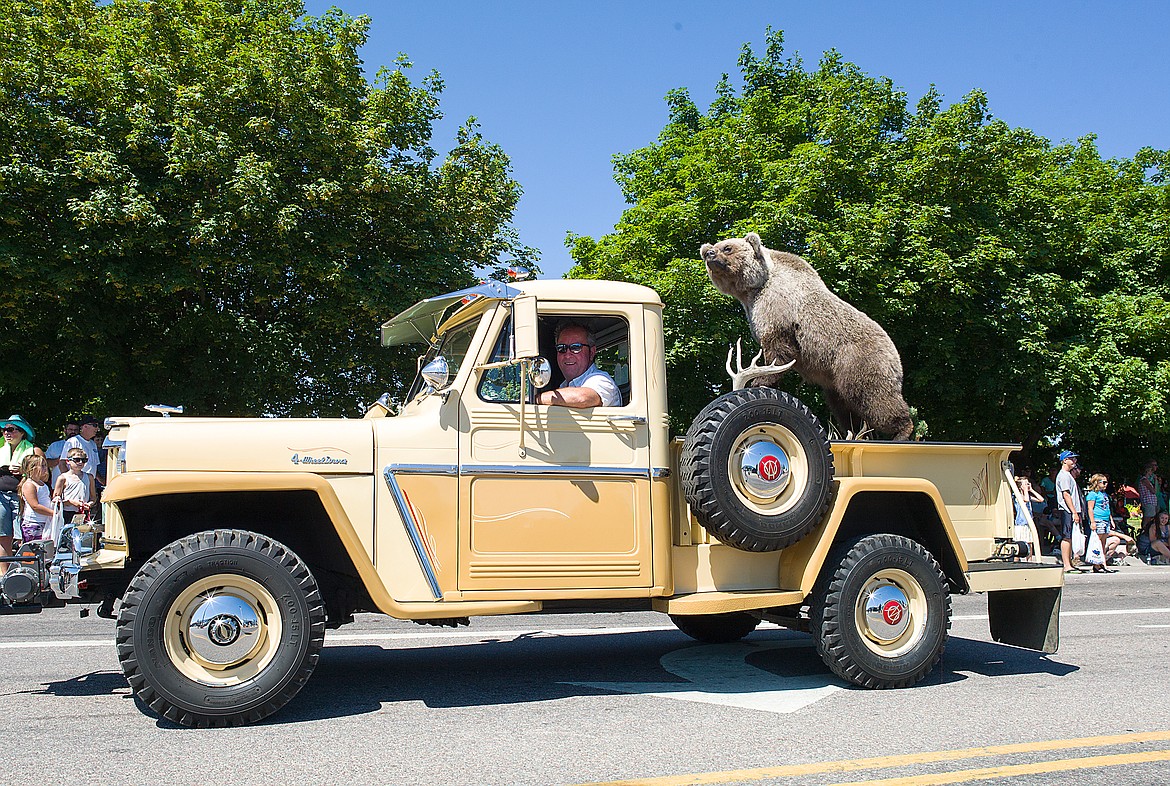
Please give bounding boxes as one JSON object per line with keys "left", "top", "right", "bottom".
{"left": 536, "top": 322, "right": 620, "bottom": 408}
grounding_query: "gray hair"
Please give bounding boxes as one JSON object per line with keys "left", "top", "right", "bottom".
{"left": 554, "top": 321, "right": 596, "bottom": 346}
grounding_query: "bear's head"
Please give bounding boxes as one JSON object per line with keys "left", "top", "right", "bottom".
{"left": 699, "top": 232, "right": 772, "bottom": 301}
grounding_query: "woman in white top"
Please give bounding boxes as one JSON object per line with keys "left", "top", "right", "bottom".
{"left": 19, "top": 454, "right": 53, "bottom": 540}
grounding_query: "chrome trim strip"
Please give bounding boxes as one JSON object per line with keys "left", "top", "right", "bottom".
{"left": 461, "top": 464, "right": 650, "bottom": 479}
{"left": 388, "top": 463, "right": 458, "bottom": 476}
{"left": 651, "top": 467, "right": 671, "bottom": 479}
{"left": 382, "top": 467, "right": 443, "bottom": 600}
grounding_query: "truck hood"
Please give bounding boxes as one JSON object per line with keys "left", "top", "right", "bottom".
{"left": 111, "top": 417, "right": 373, "bottom": 475}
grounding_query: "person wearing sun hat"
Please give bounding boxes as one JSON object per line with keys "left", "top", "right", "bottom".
{"left": 1, "top": 414, "right": 44, "bottom": 573}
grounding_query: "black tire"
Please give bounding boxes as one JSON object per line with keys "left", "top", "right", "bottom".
{"left": 680, "top": 388, "right": 834, "bottom": 551}
{"left": 670, "top": 612, "right": 760, "bottom": 643}
{"left": 116, "top": 530, "right": 326, "bottom": 727}
{"left": 810, "top": 534, "right": 950, "bottom": 689}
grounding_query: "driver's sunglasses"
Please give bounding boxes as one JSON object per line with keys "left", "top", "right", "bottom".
{"left": 555, "top": 342, "right": 593, "bottom": 355}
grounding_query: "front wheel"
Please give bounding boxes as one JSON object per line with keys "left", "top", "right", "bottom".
{"left": 116, "top": 530, "right": 326, "bottom": 727}
{"left": 811, "top": 534, "right": 950, "bottom": 688}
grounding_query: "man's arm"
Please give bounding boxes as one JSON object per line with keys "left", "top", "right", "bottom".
{"left": 538, "top": 387, "right": 602, "bottom": 408}
{"left": 1062, "top": 490, "right": 1080, "bottom": 522}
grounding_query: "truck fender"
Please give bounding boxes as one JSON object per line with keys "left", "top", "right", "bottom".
{"left": 778, "top": 476, "right": 970, "bottom": 595}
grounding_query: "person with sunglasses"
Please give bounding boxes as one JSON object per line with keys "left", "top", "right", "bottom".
{"left": 537, "top": 322, "right": 620, "bottom": 408}
{"left": 1, "top": 414, "right": 43, "bottom": 572}
{"left": 60, "top": 414, "right": 100, "bottom": 480}
{"left": 53, "top": 447, "right": 95, "bottom": 526}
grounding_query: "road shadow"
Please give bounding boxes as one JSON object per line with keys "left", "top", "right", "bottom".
{"left": 940, "top": 635, "right": 1078, "bottom": 680}
{"left": 29, "top": 670, "right": 129, "bottom": 697}
{"left": 272, "top": 627, "right": 1076, "bottom": 724}
{"left": 28, "top": 628, "right": 1076, "bottom": 725}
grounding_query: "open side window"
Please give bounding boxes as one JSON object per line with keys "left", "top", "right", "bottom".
{"left": 477, "top": 314, "right": 630, "bottom": 406}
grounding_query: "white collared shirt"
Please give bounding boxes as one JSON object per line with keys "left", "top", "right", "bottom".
{"left": 560, "top": 363, "right": 621, "bottom": 407}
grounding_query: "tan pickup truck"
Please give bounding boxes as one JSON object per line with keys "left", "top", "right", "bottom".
{"left": 33, "top": 279, "right": 1062, "bottom": 726}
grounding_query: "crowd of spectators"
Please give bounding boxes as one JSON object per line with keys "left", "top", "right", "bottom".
{"left": 1019, "top": 451, "right": 1167, "bottom": 572}
{"left": 1, "top": 414, "right": 107, "bottom": 573}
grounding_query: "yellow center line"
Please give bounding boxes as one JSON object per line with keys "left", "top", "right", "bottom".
{"left": 826, "top": 748, "right": 1170, "bottom": 786}
{"left": 576, "top": 730, "right": 1170, "bottom": 786}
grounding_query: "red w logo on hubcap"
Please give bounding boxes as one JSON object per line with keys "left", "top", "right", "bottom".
{"left": 758, "top": 455, "right": 781, "bottom": 482}
{"left": 882, "top": 600, "right": 905, "bottom": 626}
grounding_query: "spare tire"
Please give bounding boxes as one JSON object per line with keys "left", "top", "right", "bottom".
{"left": 680, "top": 388, "right": 834, "bottom": 552}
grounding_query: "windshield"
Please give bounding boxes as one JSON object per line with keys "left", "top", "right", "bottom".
{"left": 404, "top": 317, "right": 481, "bottom": 404}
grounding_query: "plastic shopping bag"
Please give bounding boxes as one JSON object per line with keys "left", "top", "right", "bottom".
{"left": 1071, "top": 520, "right": 1086, "bottom": 558}
{"left": 1085, "top": 532, "right": 1106, "bottom": 566}
{"left": 48, "top": 500, "right": 65, "bottom": 547}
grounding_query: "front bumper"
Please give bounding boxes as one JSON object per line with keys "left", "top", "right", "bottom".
{"left": 49, "top": 525, "right": 120, "bottom": 601}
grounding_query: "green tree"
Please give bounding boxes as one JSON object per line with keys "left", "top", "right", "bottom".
{"left": 568, "top": 29, "right": 1170, "bottom": 479}
{"left": 0, "top": 0, "right": 535, "bottom": 430}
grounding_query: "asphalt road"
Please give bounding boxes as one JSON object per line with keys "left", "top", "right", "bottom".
{"left": 3, "top": 564, "right": 1169, "bottom": 786}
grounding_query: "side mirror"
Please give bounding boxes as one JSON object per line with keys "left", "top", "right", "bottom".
{"left": 421, "top": 356, "right": 449, "bottom": 390}
{"left": 512, "top": 294, "right": 539, "bottom": 359}
{"left": 529, "top": 357, "right": 552, "bottom": 389}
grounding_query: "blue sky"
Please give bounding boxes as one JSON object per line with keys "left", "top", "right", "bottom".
{"left": 304, "top": 1, "right": 1168, "bottom": 279}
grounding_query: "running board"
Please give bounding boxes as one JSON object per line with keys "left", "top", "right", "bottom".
{"left": 652, "top": 589, "right": 804, "bottom": 615}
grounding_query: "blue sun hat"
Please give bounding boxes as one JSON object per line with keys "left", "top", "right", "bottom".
{"left": 2, "top": 414, "right": 35, "bottom": 442}
{"left": 1058, "top": 450, "right": 1078, "bottom": 463}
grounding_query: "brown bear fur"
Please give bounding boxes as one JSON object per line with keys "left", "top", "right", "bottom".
{"left": 700, "top": 232, "right": 913, "bottom": 440}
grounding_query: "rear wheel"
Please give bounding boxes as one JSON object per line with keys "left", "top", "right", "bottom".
{"left": 116, "top": 530, "right": 326, "bottom": 727}
{"left": 811, "top": 534, "right": 950, "bottom": 688}
{"left": 670, "top": 612, "right": 760, "bottom": 643}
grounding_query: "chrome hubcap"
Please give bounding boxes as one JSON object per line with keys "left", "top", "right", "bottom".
{"left": 186, "top": 593, "right": 263, "bottom": 667}
{"left": 862, "top": 583, "right": 911, "bottom": 643}
{"left": 735, "top": 439, "right": 791, "bottom": 501}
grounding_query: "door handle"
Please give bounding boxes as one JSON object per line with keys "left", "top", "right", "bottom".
{"left": 607, "top": 414, "right": 646, "bottom": 425}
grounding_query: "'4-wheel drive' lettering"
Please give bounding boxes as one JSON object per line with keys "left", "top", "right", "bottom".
{"left": 7, "top": 279, "right": 1062, "bottom": 726}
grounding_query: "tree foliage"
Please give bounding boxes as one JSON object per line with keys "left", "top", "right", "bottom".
{"left": 568, "top": 29, "right": 1170, "bottom": 478}
{"left": 0, "top": 0, "right": 535, "bottom": 429}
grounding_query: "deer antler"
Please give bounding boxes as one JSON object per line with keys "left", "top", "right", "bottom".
{"left": 726, "top": 338, "right": 795, "bottom": 390}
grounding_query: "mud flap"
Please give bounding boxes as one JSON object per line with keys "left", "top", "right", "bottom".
{"left": 987, "top": 586, "right": 1061, "bottom": 654}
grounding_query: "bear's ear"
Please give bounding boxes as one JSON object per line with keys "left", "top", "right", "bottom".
{"left": 745, "top": 232, "right": 764, "bottom": 260}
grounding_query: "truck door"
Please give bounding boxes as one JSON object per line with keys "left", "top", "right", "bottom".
{"left": 457, "top": 303, "right": 653, "bottom": 593}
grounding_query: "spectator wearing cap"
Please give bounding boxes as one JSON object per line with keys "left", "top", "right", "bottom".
{"left": 1056, "top": 450, "right": 1086, "bottom": 573}
{"left": 62, "top": 415, "right": 100, "bottom": 482}
{"left": 1, "top": 414, "right": 44, "bottom": 573}
{"left": 45, "top": 418, "right": 80, "bottom": 486}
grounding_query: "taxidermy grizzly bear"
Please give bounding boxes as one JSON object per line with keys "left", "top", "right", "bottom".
{"left": 700, "top": 232, "right": 913, "bottom": 440}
